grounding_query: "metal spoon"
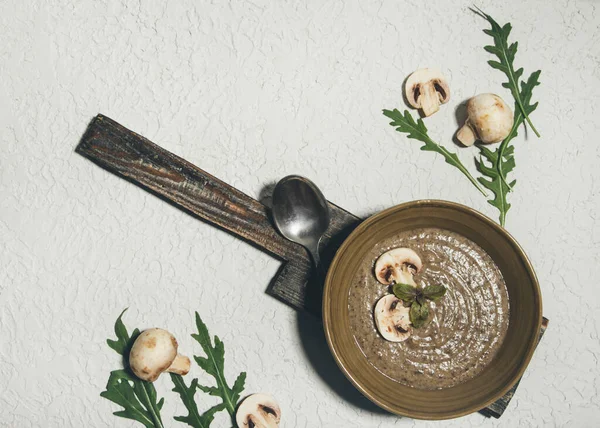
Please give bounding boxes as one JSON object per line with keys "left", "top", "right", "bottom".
{"left": 272, "top": 175, "right": 331, "bottom": 269}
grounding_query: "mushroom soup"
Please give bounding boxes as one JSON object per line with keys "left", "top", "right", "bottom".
{"left": 348, "top": 228, "right": 510, "bottom": 390}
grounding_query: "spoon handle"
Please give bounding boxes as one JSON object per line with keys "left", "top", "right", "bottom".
{"left": 308, "top": 245, "right": 321, "bottom": 272}
{"left": 308, "top": 240, "right": 329, "bottom": 278}
{"left": 311, "top": 250, "right": 321, "bottom": 270}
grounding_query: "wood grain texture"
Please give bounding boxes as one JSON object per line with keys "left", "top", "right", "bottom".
{"left": 76, "top": 115, "right": 546, "bottom": 418}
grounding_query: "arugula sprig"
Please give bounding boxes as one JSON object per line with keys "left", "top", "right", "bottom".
{"left": 383, "top": 11, "right": 541, "bottom": 227}
{"left": 102, "top": 310, "right": 246, "bottom": 428}
{"left": 382, "top": 109, "right": 488, "bottom": 197}
{"left": 473, "top": 8, "right": 542, "bottom": 225}
{"left": 476, "top": 144, "right": 516, "bottom": 226}
{"left": 101, "top": 309, "right": 166, "bottom": 428}
{"left": 473, "top": 6, "right": 540, "bottom": 138}
{"left": 393, "top": 283, "right": 447, "bottom": 328}
{"left": 192, "top": 312, "right": 247, "bottom": 422}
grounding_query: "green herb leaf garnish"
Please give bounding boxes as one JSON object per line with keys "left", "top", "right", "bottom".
{"left": 382, "top": 109, "right": 488, "bottom": 197}
{"left": 393, "top": 283, "right": 447, "bottom": 329}
{"left": 393, "top": 283, "right": 418, "bottom": 302}
{"left": 410, "top": 300, "right": 429, "bottom": 329}
{"left": 422, "top": 285, "right": 447, "bottom": 301}
{"left": 100, "top": 309, "right": 166, "bottom": 428}
{"left": 192, "top": 312, "right": 247, "bottom": 420}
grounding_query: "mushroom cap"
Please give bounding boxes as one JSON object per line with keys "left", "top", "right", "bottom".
{"left": 465, "top": 93, "right": 514, "bottom": 144}
{"left": 374, "top": 294, "right": 412, "bottom": 342}
{"left": 236, "top": 393, "right": 281, "bottom": 428}
{"left": 405, "top": 68, "right": 451, "bottom": 108}
{"left": 129, "top": 328, "right": 178, "bottom": 382}
{"left": 374, "top": 248, "right": 423, "bottom": 285}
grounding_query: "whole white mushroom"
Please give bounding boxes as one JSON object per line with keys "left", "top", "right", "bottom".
{"left": 129, "top": 328, "right": 190, "bottom": 382}
{"left": 457, "top": 93, "right": 514, "bottom": 146}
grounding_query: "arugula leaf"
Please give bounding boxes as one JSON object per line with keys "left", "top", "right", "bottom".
{"left": 191, "top": 312, "right": 247, "bottom": 419}
{"left": 393, "top": 283, "right": 417, "bottom": 303}
{"left": 476, "top": 144, "right": 516, "bottom": 226}
{"left": 470, "top": 7, "right": 542, "bottom": 226}
{"left": 383, "top": 109, "right": 488, "bottom": 197}
{"left": 422, "top": 285, "right": 447, "bottom": 301}
{"left": 101, "top": 310, "right": 165, "bottom": 428}
{"left": 473, "top": 6, "right": 540, "bottom": 138}
{"left": 170, "top": 374, "right": 224, "bottom": 428}
{"left": 101, "top": 370, "right": 164, "bottom": 428}
{"left": 106, "top": 308, "right": 139, "bottom": 356}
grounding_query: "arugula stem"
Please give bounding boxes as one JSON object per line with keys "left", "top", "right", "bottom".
{"left": 497, "top": 99, "right": 531, "bottom": 191}
{"left": 403, "top": 118, "right": 489, "bottom": 197}
{"left": 171, "top": 374, "right": 213, "bottom": 428}
{"left": 496, "top": 122, "right": 518, "bottom": 191}
{"left": 207, "top": 347, "right": 236, "bottom": 415}
{"left": 141, "top": 382, "right": 164, "bottom": 428}
{"left": 497, "top": 43, "right": 541, "bottom": 139}
{"left": 109, "top": 382, "right": 156, "bottom": 427}
{"left": 439, "top": 143, "right": 489, "bottom": 196}
{"left": 172, "top": 376, "right": 203, "bottom": 424}
{"left": 515, "top": 98, "right": 540, "bottom": 137}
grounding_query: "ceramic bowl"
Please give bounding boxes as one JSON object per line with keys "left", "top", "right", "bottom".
{"left": 322, "top": 200, "right": 542, "bottom": 420}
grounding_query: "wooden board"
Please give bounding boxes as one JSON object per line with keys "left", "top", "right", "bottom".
{"left": 76, "top": 114, "right": 547, "bottom": 418}
{"left": 77, "top": 114, "right": 359, "bottom": 315}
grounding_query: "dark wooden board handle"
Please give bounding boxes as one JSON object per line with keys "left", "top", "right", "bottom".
{"left": 77, "top": 114, "right": 360, "bottom": 312}
{"left": 77, "top": 115, "right": 301, "bottom": 259}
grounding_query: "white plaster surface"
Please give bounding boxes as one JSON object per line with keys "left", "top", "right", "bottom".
{"left": 1, "top": 0, "right": 599, "bottom": 426}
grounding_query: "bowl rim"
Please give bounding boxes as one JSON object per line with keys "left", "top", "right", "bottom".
{"left": 322, "top": 199, "right": 543, "bottom": 420}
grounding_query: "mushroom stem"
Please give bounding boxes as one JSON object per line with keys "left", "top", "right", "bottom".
{"left": 395, "top": 268, "right": 417, "bottom": 286}
{"left": 166, "top": 353, "right": 191, "bottom": 376}
{"left": 420, "top": 84, "right": 441, "bottom": 117}
{"left": 457, "top": 124, "right": 477, "bottom": 146}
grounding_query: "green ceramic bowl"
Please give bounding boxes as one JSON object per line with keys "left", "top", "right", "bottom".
{"left": 323, "top": 200, "right": 542, "bottom": 420}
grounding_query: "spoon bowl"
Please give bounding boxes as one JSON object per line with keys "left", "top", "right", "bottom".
{"left": 272, "top": 175, "right": 330, "bottom": 268}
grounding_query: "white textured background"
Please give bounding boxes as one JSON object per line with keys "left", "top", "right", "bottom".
{"left": 1, "top": 0, "right": 599, "bottom": 426}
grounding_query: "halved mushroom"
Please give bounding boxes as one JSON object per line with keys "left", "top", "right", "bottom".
{"left": 457, "top": 93, "right": 514, "bottom": 146}
{"left": 374, "top": 248, "right": 422, "bottom": 286}
{"left": 374, "top": 294, "right": 412, "bottom": 342}
{"left": 236, "top": 393, "right": 281, "bottom": 428}
{"left": 405, "top": 68, "right": 451, "bottom": 117}
{"left": 129, "top": 328, "right": 190, "bottom": 382}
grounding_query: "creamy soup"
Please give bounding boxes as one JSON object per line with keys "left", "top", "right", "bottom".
{"left": 348, "top": 228, "right": 510, "bottom": 390}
